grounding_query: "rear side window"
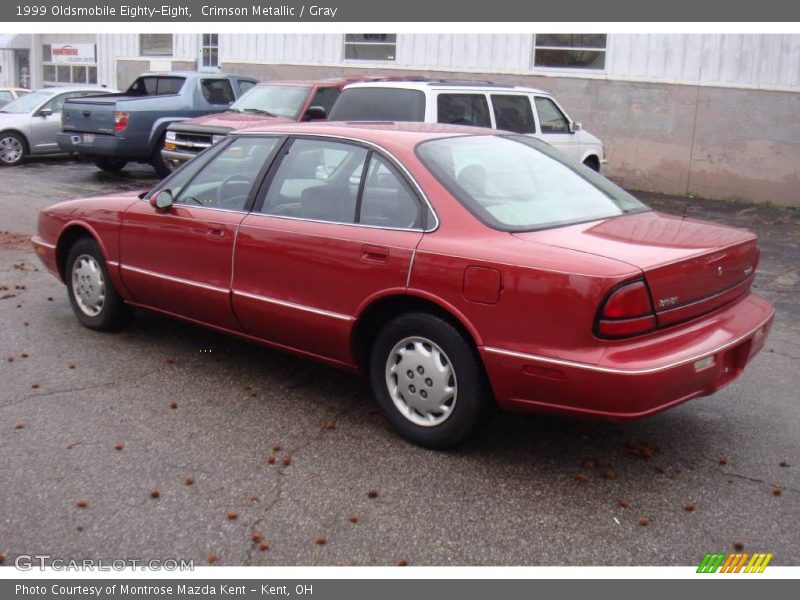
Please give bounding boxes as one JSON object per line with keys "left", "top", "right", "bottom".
{"left": 534, "top": 97, "right": 570, "bottom": 133}
{"left": 126, "top": 76, "right": 186, "bottom": 96}
{"left": 491, "top": 95, "right": 536, "bottom": 134}
{"left": 328, "top": 88, "right": 425, "bottom": 122}
{"left": 201, "top": 79, "right": 235, "bottom": 105}
{"left": 437, "top": 94, "right": 491, "bottom": 128}
{"left": 238, "top": 79, "right": 257, "bottom": 94}
{"left": 360, "top": 155, "right": 422, "bottom": 229}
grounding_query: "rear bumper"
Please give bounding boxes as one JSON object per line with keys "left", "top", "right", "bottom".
{"left": 480, "top": 293, "right": 774, "bottom": 419}
{"left": 57, "top": 132, "right": 143, "bottom": 159}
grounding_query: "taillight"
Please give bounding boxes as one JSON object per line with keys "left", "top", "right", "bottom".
{"left": 114, "top": 111, "right": 129, "bottom": 133}
{"left": 597, "top": 280, "right": 656, "bottom": 338}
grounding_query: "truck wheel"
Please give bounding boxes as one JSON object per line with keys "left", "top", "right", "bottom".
{"left": 0, "top": 132, "right": 27, "bottom": 166}
{"left": 93, "top": 157, "right": 128, "bottom": 172}
{"left": 150, "top": 134, "right": 172, "bottom": 178}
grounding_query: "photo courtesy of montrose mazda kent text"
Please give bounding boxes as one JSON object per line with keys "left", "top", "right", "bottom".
{"left": 32, "top": 122, "right": 774, "bottom": 448}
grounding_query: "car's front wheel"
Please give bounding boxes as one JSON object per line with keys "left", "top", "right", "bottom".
{"left": 65, "top": 237, "right": 130, "bottom": 331}
{"left": 0, "top": 132, "right": 26, "bottom": 166}
{"left": 370, "top": 312, "right": 489, "bottom": 448}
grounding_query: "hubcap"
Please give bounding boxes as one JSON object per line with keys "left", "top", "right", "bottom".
{"left": 0, "top": 136, "right": 23, "bottom": 164}
{"left": 71, "top": 254, "right": 106, "bottom": 317}
{"left": 385, "top": 336, "right": 457, "bottom": 427}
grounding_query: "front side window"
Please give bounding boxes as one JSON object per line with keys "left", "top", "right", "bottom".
{"left": 174, "top": 137, "right": 279, "bottom": 211}
{"left": 533, "top": 34, "right": 607, "bottom": 70}
{"left": 328, "top": 87, "right": 425, "bottom": 122}
{"left": 344, "top": 34, "right": 396, "bottom": 61}
{"left": 201, "top": 78, "right": 235, "bottom": 105}
{"left": 534, "top": 97, "right": 570, "bottom": 134}
{"left": 140, "top": 34, "right": 173, "bottom": 57}
{"left": 261, "top": 139, "right": 368, "bottom": 224}
{"left": 437, "top": 94, "right": 491, "bottom": 128}
{"left": 232, "top": 85, "right": 311, "bottom": 119}
{"left": 491, "top": 95, "right": 536, "bottom": 134}
{"left": 417, "top": 135, "right": 647, "bottom": 232}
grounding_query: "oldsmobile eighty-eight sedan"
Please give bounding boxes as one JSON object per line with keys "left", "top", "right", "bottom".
{"left": 33, "top": 122, "right": 774, "bottom": 448}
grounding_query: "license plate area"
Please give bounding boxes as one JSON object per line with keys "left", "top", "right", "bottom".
{"left": 82, "top": 134, "right": 95, "bottom": 144}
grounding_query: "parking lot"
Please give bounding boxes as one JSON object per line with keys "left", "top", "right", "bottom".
{"left": 1, "top": 156, "right": 798, "bottom": 566}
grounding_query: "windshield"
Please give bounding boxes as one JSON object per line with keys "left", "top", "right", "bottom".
{"left": 416, "top": 135, "right": 648, "bottom": 232}
{"left": 231, "top": 85, "right": 310, "bottom": 118}
{"left": 0, "top": 90, "right": 52, "bottom": 114}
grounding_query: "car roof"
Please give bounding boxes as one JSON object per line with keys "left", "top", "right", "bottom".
{"left": 253, "top": 79, "right": 344, "bottom": 87}
{"left": 236, "top": 120, "right": 497, "bottom": 144}
{"left": 342, "top": 80, "right": 552, "bottom": 95}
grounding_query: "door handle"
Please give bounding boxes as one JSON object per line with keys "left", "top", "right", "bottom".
{"left": 361, "top": 244, "right": 389, "bottom": 263}
{"left": 207, "top": 225, "right": 226, "bottom": 238}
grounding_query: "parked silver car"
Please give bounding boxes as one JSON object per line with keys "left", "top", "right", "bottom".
{"left": 0, "top": 86, "right": 117, "bottom": 166}
{"left": 0, "top": 87, "right": 31, "bottom": 109}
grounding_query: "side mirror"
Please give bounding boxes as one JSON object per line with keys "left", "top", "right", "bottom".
{"left": 39, "top": 108, "right": 53, "bottom": 117}
{"left": 304, "top": 105, "right": 327, "bottom": 121}
{"left": 569, "top": 121, "right": 582, "bottom": 133}
{"left": 151, "top": 189, "right": 174, "bottom": 210}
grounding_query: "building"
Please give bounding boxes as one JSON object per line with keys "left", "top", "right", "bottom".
{"left": 1, "top": 33, "right": 798, "bottom": 205}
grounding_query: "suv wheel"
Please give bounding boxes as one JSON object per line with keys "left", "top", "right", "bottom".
{"left": 150, "top": 134, "right": 172, "bottom": 178}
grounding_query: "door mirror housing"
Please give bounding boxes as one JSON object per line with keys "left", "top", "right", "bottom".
{"left": 38, "top": 108, "right": 53, "bottom": 117}
{"left": 151, "top": 189, "right": 174, "bottom": 210}
{"left": 569, "top": 121, "right": 582, "bottom": 133}
{"left": 304, "top": 105, "right": 327, "bottom": 121}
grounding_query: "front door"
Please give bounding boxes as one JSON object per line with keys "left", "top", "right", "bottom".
{"left": 119, "top": 136, "right": 279, "bottom": 329}
{"left": 533, "top": 95, "right": 579, "bottom": 161}
{"left": 232, "top": 136, "right": 426, "bottom": 365}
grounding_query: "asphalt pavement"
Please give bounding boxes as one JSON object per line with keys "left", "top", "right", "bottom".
{"left": 0, "top": 156, "right": 798, "bottom": 566}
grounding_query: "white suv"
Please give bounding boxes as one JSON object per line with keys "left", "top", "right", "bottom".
{"left": 328, "top": 80, "right": 606, "bottom": 171}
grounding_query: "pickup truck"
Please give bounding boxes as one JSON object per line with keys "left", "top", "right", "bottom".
{"left": 161, "top": 79, "right": 351, "bottom": 168}
{"left": 57, "top": 72, "right": 258, "bottom": 176}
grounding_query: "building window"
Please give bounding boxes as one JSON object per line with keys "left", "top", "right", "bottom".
{"left": 201, "top": 34, "right": 219, "bottom": 69}
{"left": 344, "top": 34, "right": 396, "bottom": 61}
{"left": 41, "top": 44, "right": 97, "bottom": 87}
{"left": 140, "top": 34, "right": 173, "bottom": 57}
{"left": 532, "top": 34, "right": 607, "bottom": 70}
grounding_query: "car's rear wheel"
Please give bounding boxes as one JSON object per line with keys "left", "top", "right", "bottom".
{"left": 93, "top": 156, "right": 128, "bottom": 172}
{"left": 66, "top": 237, "right": 130, "bottom": 331}
{"left": 0, "top": 132, "right": 26, "bottom": 166}
{"left": 370, "top": 312, "right": 489, "bottom": 448}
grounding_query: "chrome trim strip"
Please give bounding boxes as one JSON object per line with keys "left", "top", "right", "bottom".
{"left": 233, "top": 290, "right": 353, "bottom": 322}
{"left": 33, "top": 239, "right": 57, "bottom": 249}
{"left": 121, "top": 264, "right": 229, "bottom": 294}
{"left": 237, "top": 131, "right": 440, "bottom": 233}
{"left": 106, "top": 260, "right": 119, "bottom": 268}
{"left": 245, "top": 212, "right": 426, "bottom": 234}
{"left": 483, "top": 312, "right": 773, "bottom": 375}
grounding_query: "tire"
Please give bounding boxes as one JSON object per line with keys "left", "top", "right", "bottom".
{"left": 149, "top": 134, "right": 172, "bottom": 178}
{"left": 93, "top": 156, "right": 128, "bottom": 172}
{"left": 65, "top": 237, "right": 131, "bottom": 331}
{"left": 0, "top": 132, "right": 27, "bottom": 166}
{"left": 369, "top": 312, "right": 489, "bottom": 448}
{"left": 583, "top": 156, "right": 600, "bottom": 172}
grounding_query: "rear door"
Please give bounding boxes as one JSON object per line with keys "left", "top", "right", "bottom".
{"left": 232, "top": 136, "right": 426, "bottom": 365}
{"left": 119, "top": 135, "right": 279, "bottom": 328}
{"left": 533, "top": 95, "right": 579, "bottom": 160}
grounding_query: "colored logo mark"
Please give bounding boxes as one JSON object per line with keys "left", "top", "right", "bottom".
{"left": 697, "top": 552, "right": 773, "bottom": 573}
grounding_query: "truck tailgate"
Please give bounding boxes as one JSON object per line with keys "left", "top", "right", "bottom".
{"left": 62, "top": 98, "right": 118, "bottom": 135}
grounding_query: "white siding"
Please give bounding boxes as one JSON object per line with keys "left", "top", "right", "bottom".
{"left": 0, "top": 50, "right": 13, "bottom": 87}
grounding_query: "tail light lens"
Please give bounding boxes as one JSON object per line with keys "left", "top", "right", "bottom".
{"left": 114, "top": 111, "right": 129, "bottom": 133}
{"left": 597, "top": 280, "right": 656, "bottom": 338}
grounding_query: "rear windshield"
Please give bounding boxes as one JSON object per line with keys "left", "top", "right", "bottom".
{"left": 416, "top": 135, "right": 648, "bottom": 232}
{"left": 329, "top": 88, "right": 425, "bottom": 122}
{"left": 126, "top": 76, "right": 186, "bottom": 96}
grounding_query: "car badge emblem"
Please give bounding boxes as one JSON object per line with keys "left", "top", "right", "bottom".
{"left": 717, "top": 266, "right": 724, "bottom": 276}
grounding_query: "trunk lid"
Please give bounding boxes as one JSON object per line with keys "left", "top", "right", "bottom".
{"left": 514, "top": 211, "right": 759, "bottom": 326}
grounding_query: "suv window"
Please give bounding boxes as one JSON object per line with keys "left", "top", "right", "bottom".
{"left": 360, "top": 155, "right": 422, "bottom": 229}
{"left": 491, "top": 95, "right": 536, "bottom": 134}
{"left": 126, "top": 76, "right": 186, "bottom": 96}
{"left": 328, "top": 88, "right": 425, "bottom": 121}
{"left": 261, "top": 138, "right": 368, "bottom": 224}
{"left": 534, "top": 97, "right": 570, "bottom": 133}
{"left": 308, "top": 86, "right": 341, "bottom": 116}
{"left": 437, "top": 93, "right": 491, "bottom": 128}
{"left": 201, "top": 78, "right": 235, "bottom": 105}
{"left": 175, "top": 137, "right": 278, "bottom": 211}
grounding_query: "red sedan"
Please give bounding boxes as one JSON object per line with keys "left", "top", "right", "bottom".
{"left": 33, "top": 122, "right": 774, "bottom": 448}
